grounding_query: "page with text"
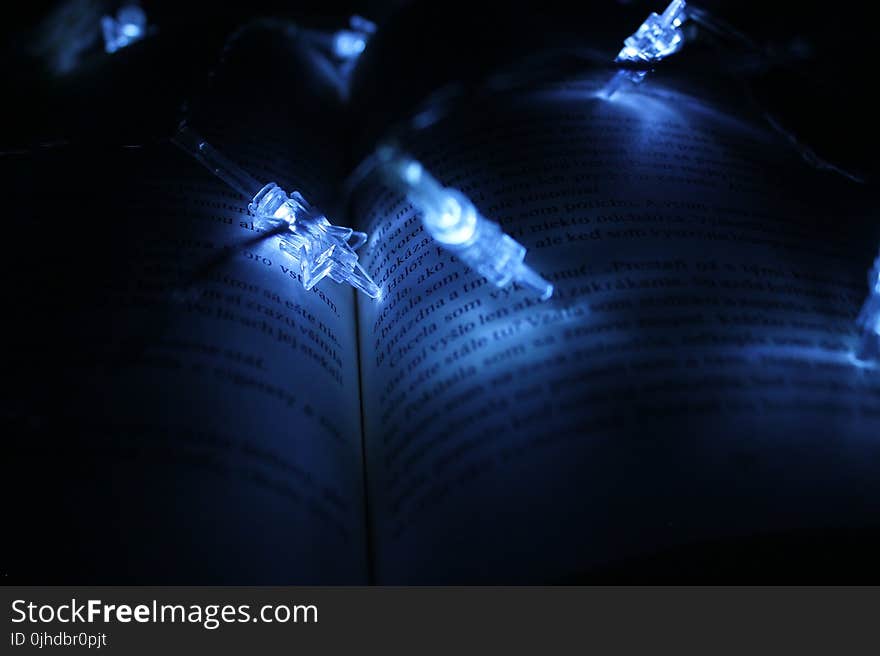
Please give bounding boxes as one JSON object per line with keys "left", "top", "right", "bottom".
{"left": 3, "top": 106, "right": 367, "bottom": 582}
{"left": 354, "top": 72, "right": 880, "bottom": 583}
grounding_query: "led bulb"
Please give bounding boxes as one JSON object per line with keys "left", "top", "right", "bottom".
{"left": 249, "top": 183, "right": 378, "bottom": 298}
{"left": 333, "top": 32, "right": 366, "bottom": 59}
{"left": 101, "top": 4, "right": 147, "bottom": 54}
{"left": 332, "top": 15, "right": 376, "bottom": 60}
{"left": 616, "top": 0, "right": 688, "bottom": 63}
{"left": 601, "top": 1, "right": 688, "bottom": 99}
{"left": 376, "top": 148, "right": 553, "bottom": 301}
{"left": 173, "top": 127, "right": 380, "bottom": 299}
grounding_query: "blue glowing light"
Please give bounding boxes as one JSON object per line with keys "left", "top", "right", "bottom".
{"left": 333, "top": 32, "right": 366, "bottom": 59}
{"left": 616, "top": 0, "right": 687, "bottom": 63}
{"left": 173, "top": 127, "right": 380, "bottom": 299}
{"left": 855, "top": 254, "right": 880, "bottom": 362}
{"left": 375, "top": 147, "right": 554, "bottom": 301}
{"left": 249, "top": 183, "right": 379, "bottom": 298}
{"left": 600, "top": 1, "right": 687, "bottom": 99}
{"left": 101, "top": 4, "right": 147, "bottom": 54}
{"left": 598, "top": 69, "right": 649, "bottom": 99}
{"left": 332, "top": 15, "right": 376, "bottom": 60}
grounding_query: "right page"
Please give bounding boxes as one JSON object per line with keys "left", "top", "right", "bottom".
{"left": 353, "top": 70, "right": 880, "bottom": 583}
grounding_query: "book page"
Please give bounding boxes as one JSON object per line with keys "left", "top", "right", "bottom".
{"left": 1, "top": 26, "right": 367, "bottom": 583}
{"left": 353, "top": 72, "right": 880, "bottom": 583}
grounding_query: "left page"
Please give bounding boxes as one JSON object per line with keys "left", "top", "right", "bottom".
{"left": 1, "top": 23, "right": 367, "bottom": 583}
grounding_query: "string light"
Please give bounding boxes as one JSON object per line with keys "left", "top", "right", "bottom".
{"left": 332, "top": 15, "right": 376, "bottom": 60}
{"left": 101, "top": 4, "right": 147, "bottom": 54}
{"left": 374, "top": 146, "right": 553, "bottom": 301}
{"left": 174, "top": 126, "right": 381, "bottom": 299}
{"left": 601, "top": 0, "right": 688, "bottom": 99}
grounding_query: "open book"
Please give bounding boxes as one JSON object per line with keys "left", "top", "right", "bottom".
{"left": 4, "top": 14, "right": 879, "bottom": 584}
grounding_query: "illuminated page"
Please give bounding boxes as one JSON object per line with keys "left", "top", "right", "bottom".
{"left": 3, "top": 138, "right": 367, "bottom": 583}
{"left": 353, "top": 73, "right": 880, "bottom": 583}
{"left": 2, "top": 32, "right": 367, "bottom": 583}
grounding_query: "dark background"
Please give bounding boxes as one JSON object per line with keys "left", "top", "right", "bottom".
{"left": 1, "top": 0, "right": 875, "bottom": 180}
{"left": 1, "top": 1, "right": 877, "bottom": 583}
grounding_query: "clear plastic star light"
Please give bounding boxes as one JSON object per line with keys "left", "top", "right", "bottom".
{"left": 855, "top": 254, "right": 880, "bottom": 362}
{"left": 600, "top": 1, "right": 688, "bottom": 99}
{"left": 616, "top": 0, "right": 687, "bottom": 63}
{"left": 174, "top": 127, "right": 380, "bottom": 299}
{"left": 101, "top": 4, "right": 147, "bottom": 54}
{"left": 376, "top": 147, "right": 553, "bottom": 301}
